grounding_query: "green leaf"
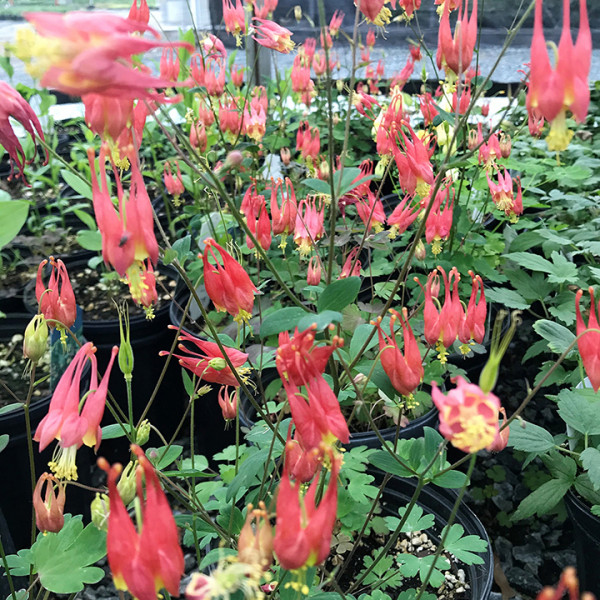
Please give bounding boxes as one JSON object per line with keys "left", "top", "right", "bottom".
{"left": 533, "top": 319, "right": 576, "bottom": 357}
{"left": 349, "top": 323, "right": 378, "bottom": 359}
{"left": 226, "top": 448, "right": 270, "bottom": 502}
{"left": 0, "top": 199, "right": 28, "bottom": 249}
{"left": 31, "top": 516, "right": 106, "bottom": 593}
{"left": 163, "top": 247, "right": 178, "bottom": 265}
{"left": 61, "top": 169, "right": 93, "bottom": 201}
{"left": 303, "top": 178, "right": 331, "bottom": 195}
{"left": 297, "top": 310, "right": 343, "bottom": 332}
{"left": 441, "top": 524, "right": 488, "bottom": 565}
{"left": 432, "top": 470, "right": 469, "bottom": 489}
{"left": 0, "top": 403, "right": 21, "bottom": 416}
{"left": 508, "top": 421, "right": 555, "bottom": 452}
{"left": 72, "top": 209, "right": 96, "bottom": 230}
{"left": 369, "top": 450, "right": 414, "bottom": 478}
{"left": 0, "top": 433, "right": 8, "bottom": 454}
{"left": 557, "top": 388, "right": 600, "bottom": 435}
{"left": 198, "top": 547, "right": 237, "bottom": 571}
{"left": 147, "top": 444, "right": 183, "bottom": 470}
{"left": 512, "top": 478, "right": 571, "bottom": 520}
{"left": 259, "top": 307, "right": 306, "bottom": 338}
{"left": 347, "top": 472, "right": 377, "bottom": 505}
{"left": 318, "top": 277, "right": 361, "bottom": 313}
{"left": 581, "top": 448, "right": 600, "bottom": 491}
{"left": 547, "top": 252, "right": 579, "bottom": 284}
{"left": 100, "top": 423, "right": 133, "bottom": 440}
{"left": 385, "top": 505, "right": 435, "bottom": 534}
{"left": 485, "top": 287, "right": 530, "bottom": 310}
{"left": 505, "top": 252, "right": 553, "bottom": 273}
{"left": 542, "top": 451, "right": 577, "bottom": 481}
{"left": 76, "top": 229, "right": 103, "bottom": 251}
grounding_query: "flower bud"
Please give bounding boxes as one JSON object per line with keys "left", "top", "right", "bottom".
{"left": 336, "top": 79, "right": 344, "bottom": 92}
{"left": 306, "top": 255, "right": 322, "bottom": 286}
{"left": 136, "top": 419, "right": 151, "bottom": 446}
{"left": 226, "top": 149, "right": 244, "bottom": 167}
{"left": 23, "top": 314, "right": 48, "bottom": 363}
{"left": 488, "top": 407, "right": 509, "bottom": 452}
{"left": 294, "top": 5, "right": 302, "bottom": 21}
{"left": 208, "top": 357, "right": 228, "bottom": 370}
{"left": 479, "top": 310, "right": 521, "bottom": 394}
{"left": 91, "top": 492, "right": 110, "bottom": 531}
{"left": 414, "top": 239, "right": 426, "bottom": 261}
{"left": 116, "top": 460, "right": 137, "bottom": 505}
{"left": 481, "top": 102, "right": 490, "bottom": 117}
{"left": 33, "top": 473, "right": 65, "bottom": 533}
{"left": 117, "top": 303, "right": 134, "bottom": 379}
{"left": 217, "top": 385, "right": 238, "bottom": 421}
{"left": 499, "top": 133, "right": 511, "bottom": 158}
{"left": 280, "top": 147, "right": 291, "bottom": 166}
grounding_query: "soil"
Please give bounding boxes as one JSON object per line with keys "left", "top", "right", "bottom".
{"left": 328, "top": 521, "right": 471, "bottom": 599}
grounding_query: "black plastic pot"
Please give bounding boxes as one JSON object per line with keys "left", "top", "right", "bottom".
{"left": 564, "top": 490, "right": 600, "bottom": 595}
{"left": 372, "top": 471, "right": 494, "bottom": 600}
{"left": 24, "top": 261, "right": 186, "bottom": 462}
{"left": 0, "top": 313, "right": 91, "bottom": 549}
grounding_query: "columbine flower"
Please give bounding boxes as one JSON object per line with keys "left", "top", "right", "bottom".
{"left": 164, "top": 328, "right": 250, "bottom": 387}
{"left": 252, "top": 18, "right": 294, "bottom": 54}
{"left": 88, "top": 148, "right": 159, "bottom": 313}
{"left": 33, "top": 473, "right": 65, "bottom": 533}
{"left": 294, "top": 196, "right": 325, "bottom": 256}
{"left": 223, "top": 0, "right": 246, "bottom": 40}
{"left": 432, "top": 376, "right": 501, "bottom": 453}
{"left": 373, "top": 308, "right": 424, "bottom": 397}
{"left": 526, "top": 0, "right": 591, "bottom": 152}
{"left": 436, "top": 0, "right": 478, "bottom": 76}
{"left": 274, "top": 449, "right": 341, "bottom": 570}
{"left": 36, "top": 257, "right": 76, "bottom": 331}
{"left": 13, "top": 12, "right": 192, "bottom": 98}
{"left": 164, "top": 160, "right": 185, "bottom": 203}
{"left": 201, "top": 238, "right": 258, "bottom": 324}
{"left": 238, "top": 502, "right": 274, "bottom": 571}
{"left": 355, "top": 0, "right": 392, "bottom": 26}
{"left": 487, "top": 168, "right": 523, "bottom": 223}
{"left": 34, "top": 342, "right": 118, "bottom": 481}
{"left": 217, "top": 385, "right": 238, "bottom": 421}
{"left": 0, "top": 81, "right": 47, "bottom": 184}
{"left": 98, "top": 445, "right": 184, "bottom": 600}
{"left": 575, "top": 287, "right": 600, "bottom": 392}
{"left": 458, "top": 271, "right": 487, "bottom": 346}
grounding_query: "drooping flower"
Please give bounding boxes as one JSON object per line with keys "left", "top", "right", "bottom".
{"left": 294, "top": 196, "right": 325, "bottom": 256}
{"left": 253, "top": 18, "right": 294, "bottom": 54}
{"left": 284, "top": 428, "right": 322, "bottom": 483}
{"left": 0, "top": 81, "right": 47, "bottom": 184}
{"left": 432, "top": 376, "right": 501, "bottom": 453}
{"left": 164, "top": 160, "right": 185, "bottom": 202}
{"left": 88, "top": 148, "right": 159, "bottom": 311}
{"left": 223, "top": 0, "right": 246, "bottom": 39}
{"left": 424, "top": 183, "right": 454, "bottom": 255}
{"left": 487, "top": 168, "right": 523, "bottom": 223}
{"left": 575, "top": 287, "right": 600, "bottom": 392}
{"left": 128, "top": 0, "right": 149, "bottom": 26}
{"left": 526, "top": 0, "right": 591, "bottom": 152}
{"left": 436, "top": 0, "right": 478, "bottom": 76}
{"left": 339, "top": 248, "right": 361, "bottom": 279}
{"left": 458, "top": 271, "right": 487, "bottom": 345}
{"left": 307, "top": 255, "right": 322, "bottom": 285}
{"left": 201, "top": 238, "right": 257, "bottom": 324}
{"left": 160, "top": 46, "right": 180, "bottom": 82}
{"left": 164, "top": 328, "right": 250, "bottom": 387}
{"left": 387, "top": 194, "right": 420, "bottom": 239}
{"left": 98, "top": 445, "right": 184, "bottom": 600}
{"left": 399, "top": 0, "right": 421, "bottom": 19}
{"left": 374, "top": 308, "right": 424, "bottom": 397}
{"left": 274, "top": 449, "right": 341, "bottom": 571}
{"left": 393, "top": 126, "right": 435, "bottom": 198}
{"left": 33, "top": 472, "right": 66, "bottom": 533}
{"left": 329, "top": 10, "right": 344, "bottom": 36}
{"left": 34, "top": 342, "right": 118, "bottom": 481}
{"left": 14, "top": 12, "right": 192, "bottom": 98}
{"left": 217, "top": 385, "right": 238, "bottom": 421}
{"left": 270, "top": 177, "right": 297, "bottom": 245}
{"left": 276, "top": 325, "right": 342, "bottom": 387}
{"left": 36, "top": 256, "right": 77, "bottom": 331}
{"left": 237, "top": 501, "right": 274, "bottom": 571}
{"left": 356, "top": 190, "right": 386, "bottom": 233}
{"left": 355, "top": 0, "right": 392, "bottom": 26}
{"left": 284, "top": 376, "right": 350, "bottom": 451}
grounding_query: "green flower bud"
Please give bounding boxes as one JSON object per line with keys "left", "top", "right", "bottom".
{"left": 117, "top": 303, "right": 134, "bottom": 379}
{"left": 136, "top": 419, "right": 151, "bottom": 446}
{"left": 23, "top": 314, "right": 48, "bottom": 363}
{"left": 116, "top": 460, "right": 137, "bottom": 505}
{"left": 91, "top": 493, "right": 109, "bottom": 531}
{"left": 208, "top": 357, "right": 227, "bottom": 370}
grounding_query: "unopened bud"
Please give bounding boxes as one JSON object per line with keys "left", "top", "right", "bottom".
{"left": 294, "top": 5, "right": 302, "bottom": 21}
{"left": 479, "top": 310, "right": 521, "bottom": 394}
{"left": 226, "top": 150, "right": 244, "bottom": 167}
{"left": 23, "top": 314, "right": 48, "bottom": 363}
{"left": 467, "top": 128, "right": 478, "bottom": 151}
{"left": 280, "top": 147, "right": 291, "bottom": 166}
{"left": 499, "top": 133, "right": 511, "bottom": 158}
{"left": 414, "top": 240, "right": 426, "bottom": 261}
{"left": 117, "top": 303, "right": 134, "bottom": 379}
{"left": 136, "top": 419, "right": 151, "bottom": 446}
{"left": 116, "top": 460, "right": 137, "bottom": 505}
{"left": 208, "top": 357, "right": 227, "bottom": 370}
{"left": 336, "top": 79, "right": 344, "bottom": 92}
{"left": 91, "top": 493, "right": 110, "bottom": 531}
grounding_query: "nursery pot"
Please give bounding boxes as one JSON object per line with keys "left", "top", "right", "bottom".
{"left": 564, "top": 490, "right": 600, "bottom": 596}
{"left": 370, "top": 470, "right": 494, "bottom": 599}
{"left": 24, "top": 261, "right": 186, "bottom": 463}
{"left": 0, "top": 313, "right": 91, "bottom": 549}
